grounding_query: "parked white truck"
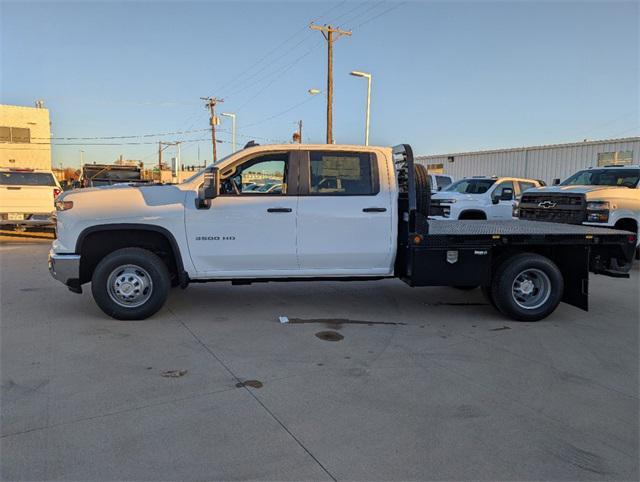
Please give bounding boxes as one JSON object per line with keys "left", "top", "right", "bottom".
{"left": 1, "top": 168, "right": 61, "bottom": 228}
{"left": 519, "top": 165, "right": 640, "bottom": 257}
{"left": 49, "top": 144, "right": 636, "bottom": 321}
{"left": 430, "top": 176, "right": 543, "bottom": 220}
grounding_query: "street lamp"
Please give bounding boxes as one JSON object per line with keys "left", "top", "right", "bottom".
{"left": 349, "top": 70, "right": 372, "bottom": 146}
{"left": 79, "top": 149, "right": 85, "bottom": 168}
{"left": 220, "top": 112, "right": 236, "bottom": 152}
{"left": 308, "top": 88, "right": 321, "bottom": 96}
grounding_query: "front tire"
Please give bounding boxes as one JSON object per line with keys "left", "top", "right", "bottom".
{"left": 491, "top": 253, "right": 563, "bottom": 322}
{"left": 91, "top": 248, "right": 170, "bottom": 320}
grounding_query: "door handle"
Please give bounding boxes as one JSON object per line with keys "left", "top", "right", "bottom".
{"left": 6, "top": 186, "right": 21, "bottom": 190}
{"left": 363, "top": 207, "right": 387, "bottom": 213}
{"left": 267, "top": 207, "right": 292, "bottom": 213}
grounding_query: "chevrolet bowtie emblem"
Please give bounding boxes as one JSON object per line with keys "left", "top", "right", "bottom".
{"left": 538, "top": 201, "right": 557, "bottom": 208}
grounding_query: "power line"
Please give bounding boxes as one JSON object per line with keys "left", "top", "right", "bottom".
{"left": 241, "top": 95, "right": 320, "bottom": 129}
{"left": 352, "top": 1, "right": 407, "bottom": 30}
{"left": 32, "top": 128, "right": 210, "bottom": 141}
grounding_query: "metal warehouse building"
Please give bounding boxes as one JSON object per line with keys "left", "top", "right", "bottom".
{"left": 417, "top": 137, "right": 640, "bottom": 185}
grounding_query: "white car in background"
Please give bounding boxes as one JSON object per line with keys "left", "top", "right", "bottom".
{"left": 430, "top": 176, "right": 543, "bottom": 220}
{"left": 0, "top": 168, "right": 61, "bottom": 229}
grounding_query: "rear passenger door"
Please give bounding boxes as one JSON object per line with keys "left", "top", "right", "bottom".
{"left": 296, "top": 149, "right": 394, "bottom": 275}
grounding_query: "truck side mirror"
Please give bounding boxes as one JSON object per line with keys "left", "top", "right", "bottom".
{"left": 500, "top": 187, "right": 514, "bottom": 201}
{"left": 196, "top": 166, "right": 219, "bottom": 209}
{"left": 553, "top": 178, "right": 561, "bottom": 185}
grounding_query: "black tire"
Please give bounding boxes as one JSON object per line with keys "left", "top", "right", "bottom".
{"left": 91, "top": 247, "right": 171, "bottom": 320}
{"left": 491, "top": 253, "right": 563, "bottom": 322}
{"left": 414, "top": 164, "right": 431, "bottom": 216}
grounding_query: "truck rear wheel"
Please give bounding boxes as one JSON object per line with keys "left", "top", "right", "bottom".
{"left": 91, "top": 248, "right": 170, "bottom": 320}
{"left": 491, "top": 253, "right": 563, "bottom": 322}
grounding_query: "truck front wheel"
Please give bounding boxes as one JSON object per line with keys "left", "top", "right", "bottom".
{"left": 91, "top": 248, "right": 171, "bottom": 320}
{"left": 491, "top": 253, "right": 563, "bottom": 322}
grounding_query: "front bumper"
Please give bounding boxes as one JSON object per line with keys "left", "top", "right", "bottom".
{"left": 48, "top": 250, "right": 82, "bottom": 293}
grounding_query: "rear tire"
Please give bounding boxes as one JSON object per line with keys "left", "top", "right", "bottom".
{"left": 491, "top": 253, "right": 563, "bottom": 322}
{"left": 91, "top": 247, "right": 170, "bottom": 320}
{"left": 414, "top": 164, "right": 431, "bottom": 216}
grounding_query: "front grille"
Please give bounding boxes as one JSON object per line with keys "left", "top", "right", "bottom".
{"left": 519, "top": 193, "right": 586, "bottom": 224}
{"left": 429, "top": 200, "right": 447, "bottom": 217}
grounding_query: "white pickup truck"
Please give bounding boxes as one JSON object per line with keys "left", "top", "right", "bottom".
{"left": 519, "top": 165, "right": 640, "bottom": 257}
{"left": 430, "top": 176, "right": 543, "bottom": 220}
{"left": 0, "top": 168, "right": 61, "bottom": 228}
{"left": 49, "top": 144, "right": 636, "bottom": 321}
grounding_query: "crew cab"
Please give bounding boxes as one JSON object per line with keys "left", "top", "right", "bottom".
{"left": 0, "top": 168, "right": 61, "bottom": 228}
{"left": 430, "top": 176, "right": 542, "bottom": 220}
{"left": 49, "top": 144, "right": 636, "bottom": 321}
{"left": 519, "top": 165, "right": 640, "bottom": 256}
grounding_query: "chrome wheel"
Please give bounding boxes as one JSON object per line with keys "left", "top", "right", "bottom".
{"left": 106, "top": 264, "right": 153, "bottom": 308}
{"left": 511, "top": 268, "right": 551, "bottom": 310}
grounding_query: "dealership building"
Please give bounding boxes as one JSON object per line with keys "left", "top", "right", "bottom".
{"left": 0, "top": 103, "right": 52, "bottom": 170}
{"left": 417, "top": 137, "right": 640, "bottom": 185}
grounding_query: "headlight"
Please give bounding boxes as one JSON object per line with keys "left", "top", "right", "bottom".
{"left": 586, "top": 200, "right": 609, "bottom": 223}
{"left": 437, "top": 199, "right": 457, "bottom": 204}
{"left": 587, "top": 201, "right": 609, "bottom": 210}
{"left": 55, "top": 200, "right": 74, "bottom": 211}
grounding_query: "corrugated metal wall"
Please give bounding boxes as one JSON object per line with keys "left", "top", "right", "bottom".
{"left": 417, "top": 137, "right": 640, "bottom": 184}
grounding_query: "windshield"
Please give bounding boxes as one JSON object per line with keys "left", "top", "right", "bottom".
{"left": 0, "top": 171, "right": 56, "bottom": 186}
{"left": 561, "top": 169, "right": 640, "bottom": 188}
{"left": 444, "top": 178, "right": 496, "bottom": 194}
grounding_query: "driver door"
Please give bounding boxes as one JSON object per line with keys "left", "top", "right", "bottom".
{"left": 491, "top": 181, "right": 516, "bottom": 219}
{"left": 185, "top": 151, "right": 299, "bottom": 277}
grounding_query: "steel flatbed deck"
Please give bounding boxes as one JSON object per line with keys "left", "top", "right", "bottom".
{"left": 426, "top": 219, "right": 632, "bottom": 237}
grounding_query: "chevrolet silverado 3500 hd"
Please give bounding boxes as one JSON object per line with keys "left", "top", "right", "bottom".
{"left": 49, "top": 144, "right": 636, "bottom": 321}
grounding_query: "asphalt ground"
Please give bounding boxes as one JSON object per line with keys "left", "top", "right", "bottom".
{"left": 1, "top": 233, "right": 638, "bottom": 481}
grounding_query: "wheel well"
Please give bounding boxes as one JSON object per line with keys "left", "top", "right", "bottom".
{"left": 78, "top": 228, "right": 182, "bottom": 285}
{"left": 614, "top": 218, "right": 638, "bottom": 234}
{"left": 458, "top": 210, "right": 487, "bottom": 220}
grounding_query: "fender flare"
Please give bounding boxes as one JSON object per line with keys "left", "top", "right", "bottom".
{"left": 75, "top": 223, "right": 189, "bottom": 286}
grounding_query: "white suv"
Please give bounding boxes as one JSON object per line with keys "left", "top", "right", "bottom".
{"left": 430, "top": 176, "right": 543, "bottom": 220}
{"left": 0, "top": 168, "right": 61, "bottom": 228}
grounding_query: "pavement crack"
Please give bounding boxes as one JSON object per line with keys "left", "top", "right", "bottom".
{"left": 168, "top": 307, "right": 337, "bottom": 482}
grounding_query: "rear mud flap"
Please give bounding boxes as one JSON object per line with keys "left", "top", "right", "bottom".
{"left": 555, "top": 247, "right": 589, "bottom": 311}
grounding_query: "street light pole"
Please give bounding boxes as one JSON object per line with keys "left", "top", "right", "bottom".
{"left": 349, "top": 71, "right": 372, "bottom": 146}
{"left": 221, "top": 112, "right": 237, "bottom": 152}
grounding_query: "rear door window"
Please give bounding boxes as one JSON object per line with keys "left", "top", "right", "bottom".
{"left": 518, "top": 181, "right": 537, "bottom": 199}
{"left": 435, "top": 175, "right": 452, "bottom": 190}
{"left": 0, "top": 172, "right": 56, "bottom": 186}
{"left": 309, "top": 151, "right": 378, "bottom": 195}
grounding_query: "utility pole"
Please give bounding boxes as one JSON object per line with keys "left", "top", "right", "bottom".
{"left": 310, "top": 24, "right": 352, "bottom": 144}
{"left": 158, "top": 141, "right": 163, "bottom": 180}
{"left": 201, "top": 96, "right": 223, "bottom": 162}
{"left": 298, "top": 120, "right": 303, "bottom": 144}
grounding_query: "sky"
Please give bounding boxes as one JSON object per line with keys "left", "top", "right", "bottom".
{"left": 1, "top": 0, "right": 638, "bottom": 168}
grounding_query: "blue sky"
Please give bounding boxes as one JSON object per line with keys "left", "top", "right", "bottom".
{"left": 2, "top": 0, "right": 638, "bottom": 167}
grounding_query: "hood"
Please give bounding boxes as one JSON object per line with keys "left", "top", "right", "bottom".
{"left": 432, "top": 191, "right": 481, "bottom": 202}
{"left": 525, "top": 185, "right": 622, "bottom": 195}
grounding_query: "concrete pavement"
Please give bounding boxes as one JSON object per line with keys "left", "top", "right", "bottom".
{"left": 1, "top": 236, "right": 638, "bottom": 480}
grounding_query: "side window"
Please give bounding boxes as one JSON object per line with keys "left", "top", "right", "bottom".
{"left": 493, "top": 181, "right": 514, "bottom": 200}
{"left": 309, "top": 151, "right": 377, "bottom": 195}
{"left": 518, "top": 181, "right": 536, "bottom": 199}
{"left": 220, "top": 154, "right": 287, "bottom": 195}
{"left": 435, "top": 175, "right": 452, "bottom": 190}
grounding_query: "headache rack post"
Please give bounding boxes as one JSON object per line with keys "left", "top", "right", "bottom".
{"left": 393, "top": 143, "right": 423, "bottom": 235}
